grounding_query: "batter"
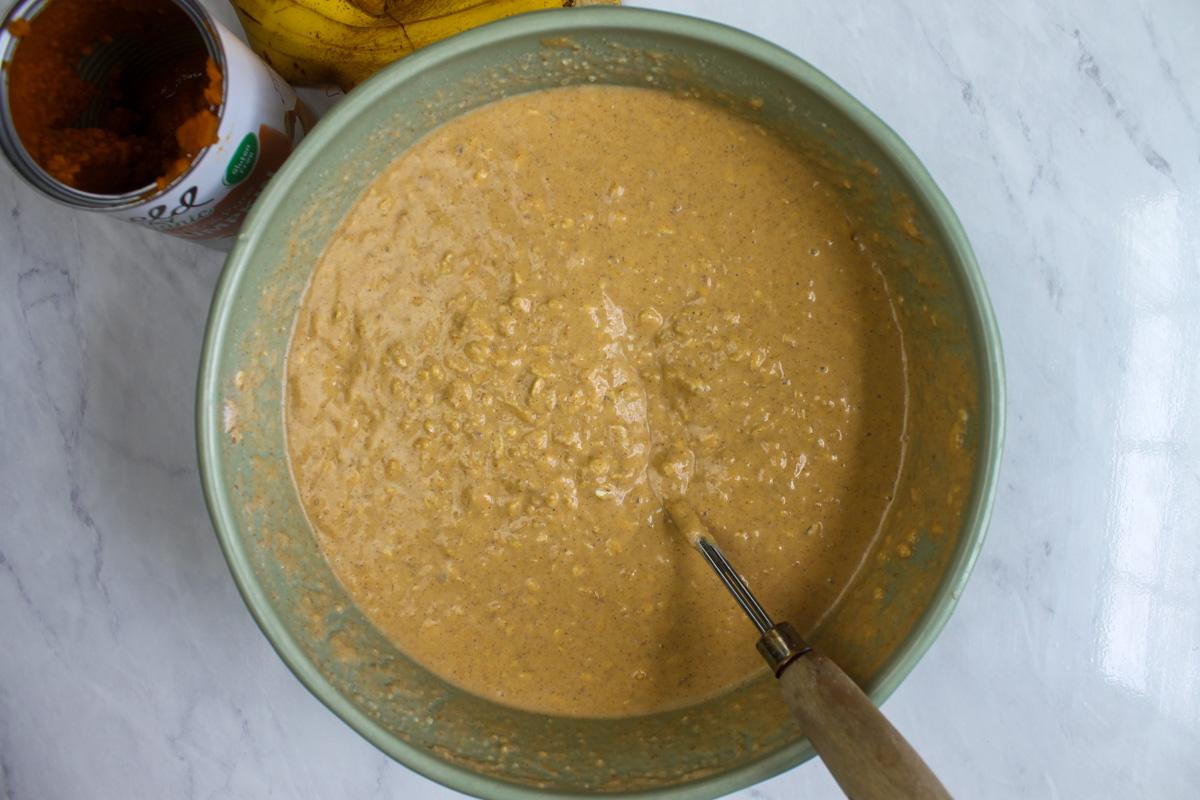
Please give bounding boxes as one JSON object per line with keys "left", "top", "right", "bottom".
{"left": 285, "top": 86, "right": 908, "bottom": 717}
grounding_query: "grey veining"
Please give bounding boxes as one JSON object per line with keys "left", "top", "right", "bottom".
{"left": 3, "top": 0, "right": 1199, "bottom": 798}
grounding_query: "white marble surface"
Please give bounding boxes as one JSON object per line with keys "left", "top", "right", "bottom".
{"left": 2, "top": 0, "right": 1198, "bottom": 797}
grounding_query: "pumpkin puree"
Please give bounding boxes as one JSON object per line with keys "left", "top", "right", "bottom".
{"left": 6, "top": 0, "right": 222, "bottom": 194}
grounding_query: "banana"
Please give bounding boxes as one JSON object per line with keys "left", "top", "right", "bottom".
{"left": 231, "top": 0, "right": 620, "bottom": 92}
{"left": 237, "top": 10, "right": 410, "bottom": 89}
{"left": 289, "top": 0, "right": 396, "bottom": 28}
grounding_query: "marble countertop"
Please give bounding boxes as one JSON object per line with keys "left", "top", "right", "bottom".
{"left": 2, "top": 0, "right": 1198, "bottom": 797}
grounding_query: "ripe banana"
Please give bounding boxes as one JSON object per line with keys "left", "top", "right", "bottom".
{"left": 231, "top": 0, "right": 620, "bottom": 92}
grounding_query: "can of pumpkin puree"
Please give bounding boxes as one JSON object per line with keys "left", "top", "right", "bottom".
{"left": 0, "top": 0, "right": 315, "bottom": 241}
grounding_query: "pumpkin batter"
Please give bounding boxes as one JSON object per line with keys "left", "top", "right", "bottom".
{"left": 285, "top": 86, "right": 908, "bottom": 717}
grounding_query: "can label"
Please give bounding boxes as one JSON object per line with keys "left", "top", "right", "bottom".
{"left": 0, "top": 0, "right": 315, "bottom": 241}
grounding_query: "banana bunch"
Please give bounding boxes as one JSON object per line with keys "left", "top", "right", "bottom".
{"left": 231, "top": 0, "right": 619, "bottom": 92}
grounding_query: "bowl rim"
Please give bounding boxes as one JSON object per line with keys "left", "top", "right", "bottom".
{"left": 196, "top": 6, "right": 1006, "bottom": 799}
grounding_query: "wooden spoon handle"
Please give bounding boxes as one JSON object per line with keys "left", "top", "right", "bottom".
{"left": 662, "top": 499, "right": 951, "bottom": 798}
{"left": 776, "top": 644, "right": 953, "bottom": 800}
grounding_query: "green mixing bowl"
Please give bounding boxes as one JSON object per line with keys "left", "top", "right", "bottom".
{"left": 197, "top": 7, "right": 1004, "bottom": 798}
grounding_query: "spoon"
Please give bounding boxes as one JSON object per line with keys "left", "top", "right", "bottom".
{"left": 664, "top": 498, "right": 953, "bottom": 800}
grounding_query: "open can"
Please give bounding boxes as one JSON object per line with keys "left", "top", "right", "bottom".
{"left": 0, "top": 0, "right": 316, "bottom": 241}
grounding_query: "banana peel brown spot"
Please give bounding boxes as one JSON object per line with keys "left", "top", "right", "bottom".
{"left": 349, "top": 0, "right": 389, "bottom": 15}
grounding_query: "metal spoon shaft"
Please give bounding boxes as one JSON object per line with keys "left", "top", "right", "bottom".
{"left": 662, "top": 497, "right": 775, "bottom": 633}
{"left": 694, "top": 536, "right": 774, "bottom": 634}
